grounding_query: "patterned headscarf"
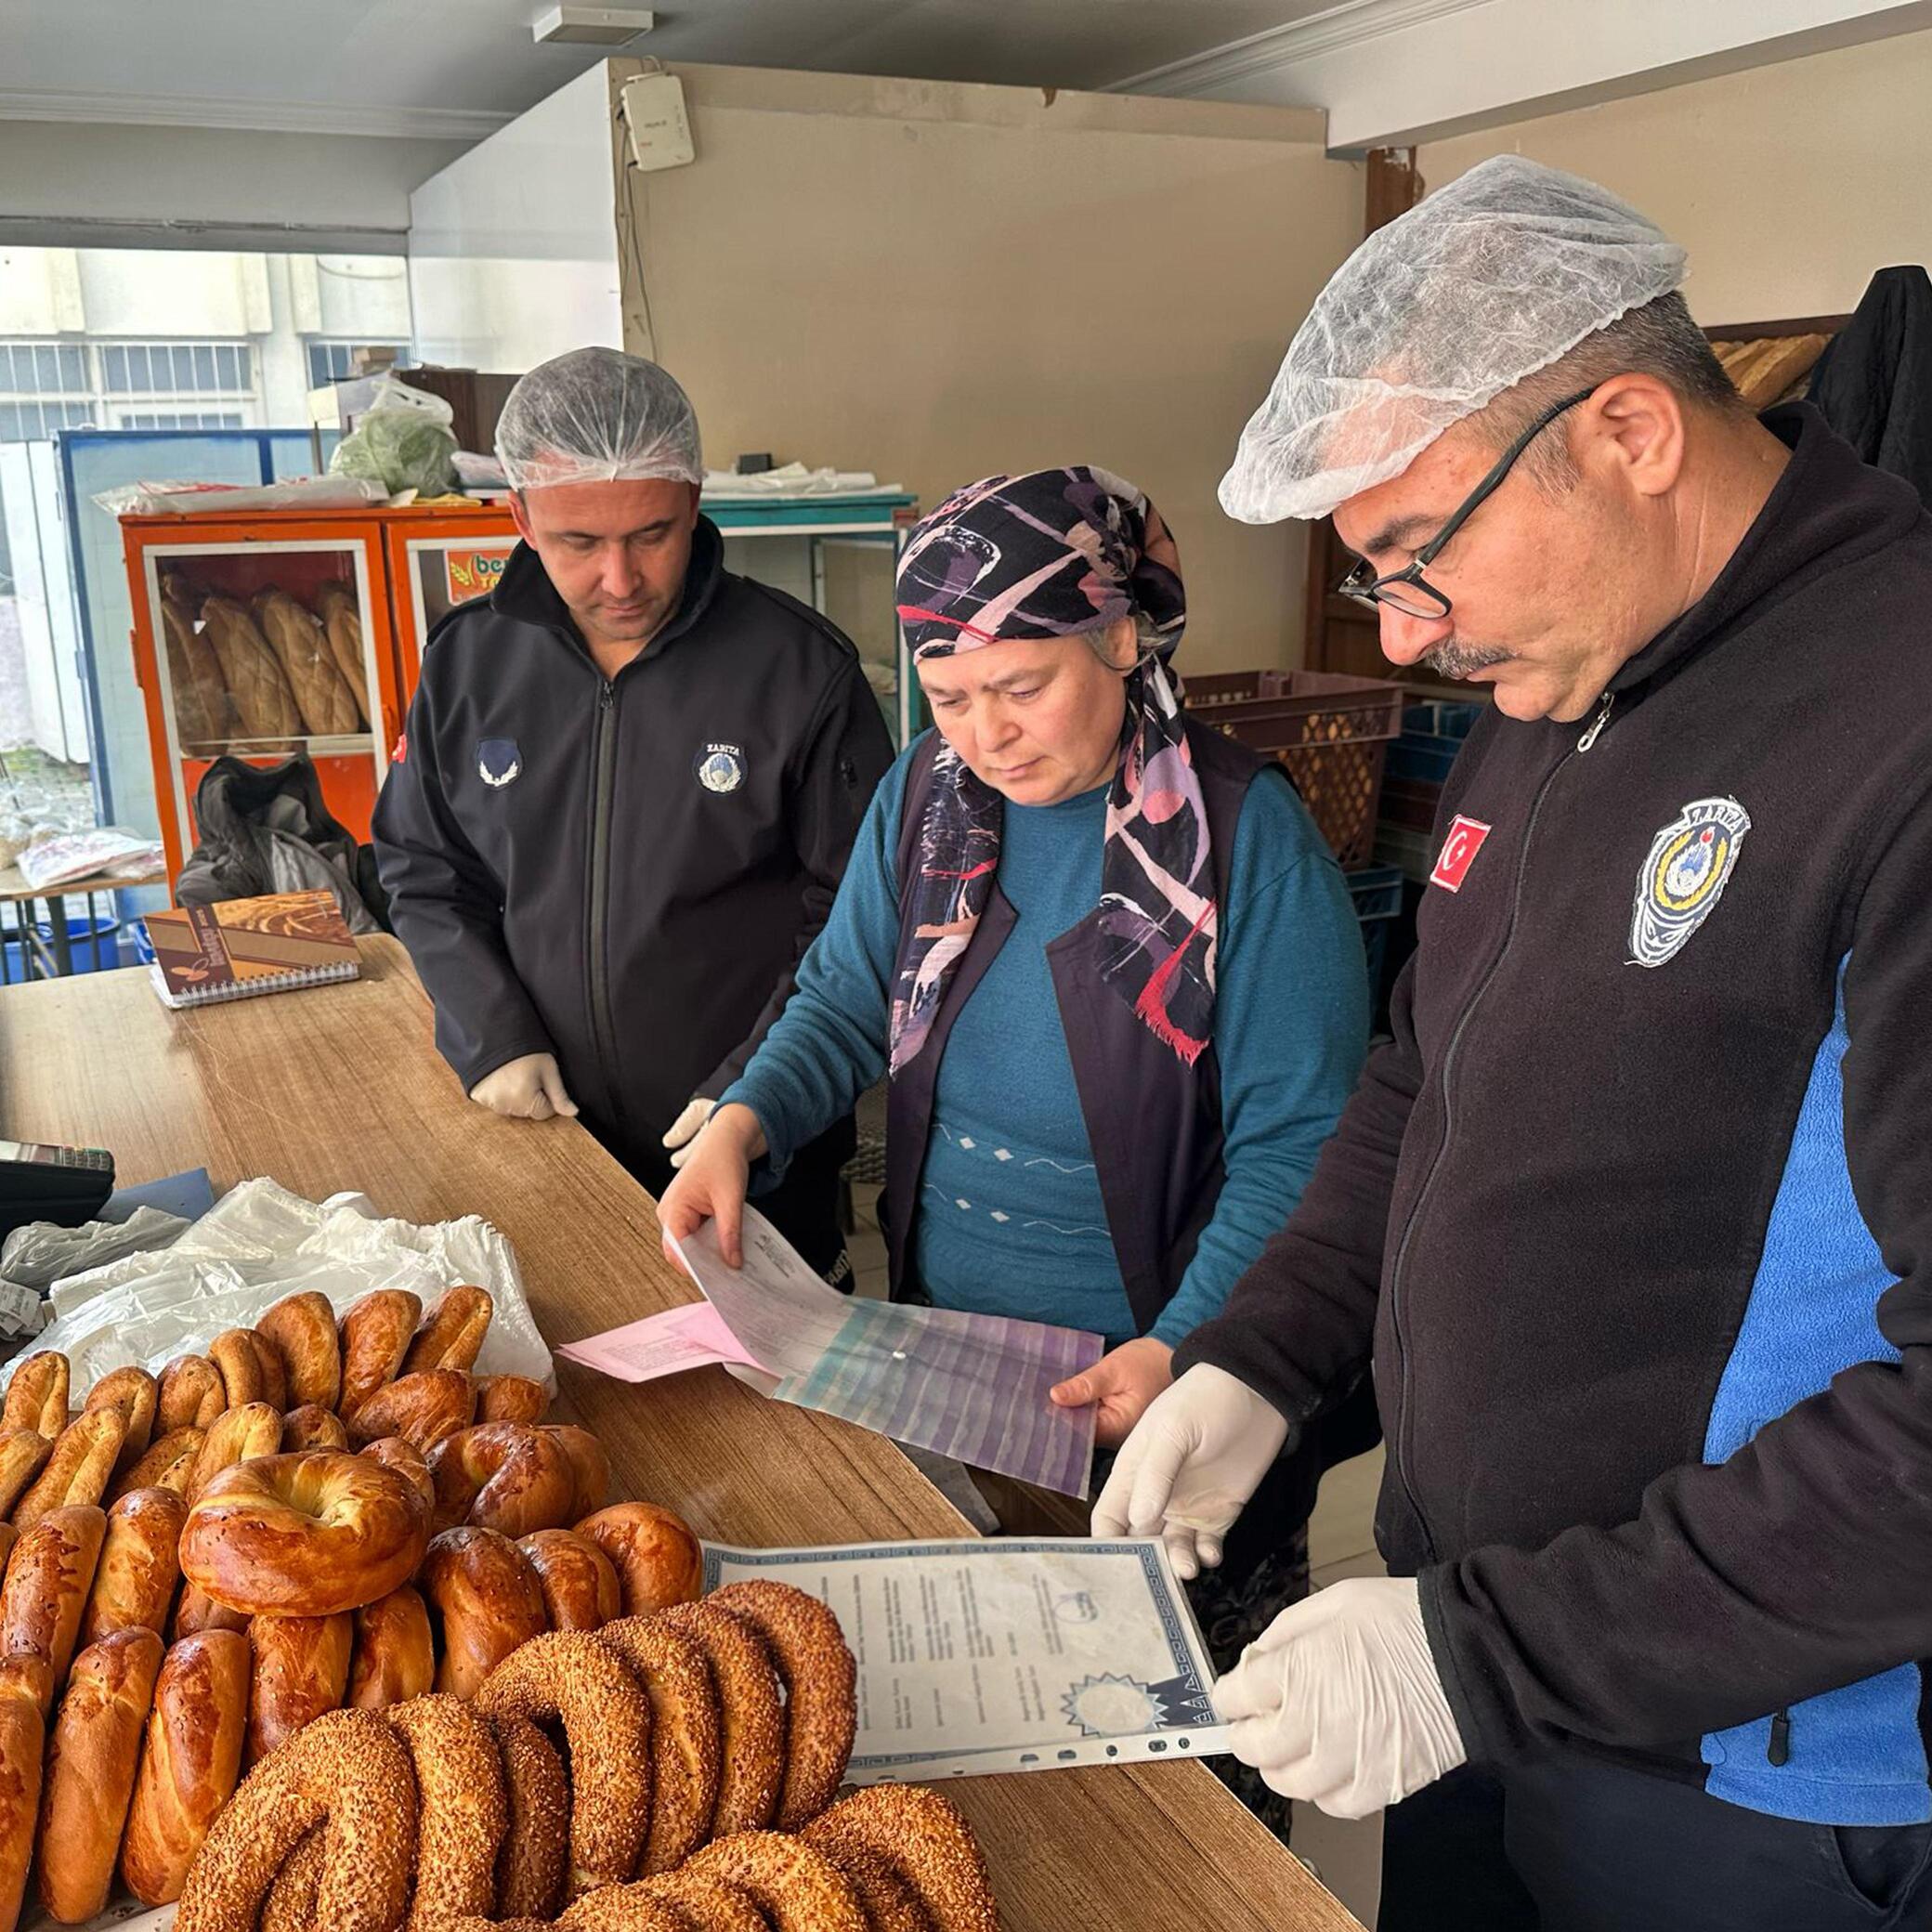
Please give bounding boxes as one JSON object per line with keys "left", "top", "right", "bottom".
{"left": 890, "top": 466, "right": 1217, "bottom": 1073}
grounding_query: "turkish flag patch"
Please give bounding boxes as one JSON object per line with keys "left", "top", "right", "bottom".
{"left": 391, "top": 732, "right": 408, "bottom": 764}
{"left": 1429, "top": 815, "right": 1492, "bottom": 893}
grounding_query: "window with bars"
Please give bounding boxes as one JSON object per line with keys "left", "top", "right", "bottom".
{"left": 117, "top": 409, "right": 249, "bottom": 430}
{"left": 306, "top": 340, "right": 409, "bottom": 388}
{"left": 0, "top": 339, "right": 259, "bottom": 440}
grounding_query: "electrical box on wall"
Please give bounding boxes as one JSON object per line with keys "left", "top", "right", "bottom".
{"left": 620, "top": 72, "right": 695, "bottom": 172}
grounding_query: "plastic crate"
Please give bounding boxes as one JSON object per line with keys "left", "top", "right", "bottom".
{"left": 1188, "top": 669, "right": 1404, "bottom": 869}
{"left": 1346, "top": 862, "right": 1403, "bottom": 1001}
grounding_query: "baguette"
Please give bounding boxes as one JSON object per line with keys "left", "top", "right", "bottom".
{"left": 199, "top": 594, "right": 301, "bottom": 740}
{"left": 314, "top": 580, "right": 371, "bottom": 724}
{"left": 159, "top": 590, "right": 234, "bottom": 750}
{"left": 253, "top": 587, "right": 359, "bottom": 738}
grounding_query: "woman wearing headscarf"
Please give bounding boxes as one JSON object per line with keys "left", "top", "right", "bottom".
{"left": 659, "top": 465, "right": 1369, "bottom": 1824}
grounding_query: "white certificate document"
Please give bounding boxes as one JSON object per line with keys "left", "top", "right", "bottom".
{"left": 702, "top": 1537, "right": 1230, "bottom": 1781}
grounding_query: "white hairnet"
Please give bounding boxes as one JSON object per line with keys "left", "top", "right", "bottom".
{"left": 1220, "top": 156, "right": 1688, "bottom": 525}
{"left": 494, "top": 346, "right": 702, "bottom": 490}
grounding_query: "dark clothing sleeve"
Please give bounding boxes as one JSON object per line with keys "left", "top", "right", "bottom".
{"left": 1171, "top": 950, "right": 1422, "bottom": 1431}
{"left": 372, "top": 680, "right": 555, "bottom": 1093}
{"left": 693, "top": 659, "right": 894, "bottom": 1102}
{"left": 1420, "top": 780, "right": 1932, "bottom": 1764}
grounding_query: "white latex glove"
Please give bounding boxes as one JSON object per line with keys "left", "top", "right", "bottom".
{"left": 1212, "top": 1577, "right": 1467, "bottom": 1819}
{"left": 1090, "top": 1363, "right": 1289, "bottom": 1579}
{"left": 467, "top": 1051, "right": 579, "bottom": 1121}
{"left": 662, "top": 1096, "right": 718, "bottom": 1169}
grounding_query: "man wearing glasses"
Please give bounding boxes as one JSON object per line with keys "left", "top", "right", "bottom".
{"left": 1099, "top": 156, "right": 1932, "bottom": 1928}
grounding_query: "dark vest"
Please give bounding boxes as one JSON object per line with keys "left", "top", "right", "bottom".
{"left": 883, "top": 719, "right": 1273, "bottom": 1334}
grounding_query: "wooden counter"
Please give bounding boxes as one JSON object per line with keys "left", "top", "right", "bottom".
{"left": 0, "top": 937, "right": 1361, "bottom": 1932}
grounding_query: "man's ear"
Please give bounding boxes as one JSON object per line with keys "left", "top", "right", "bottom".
{"left": 1583, "top": 373, "right": 1689, "bottom": 501}
{"left": 508, "top": 490, "right": 535, "bottom": 543}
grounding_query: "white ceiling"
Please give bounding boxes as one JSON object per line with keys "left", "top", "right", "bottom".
{"left": 0, "top": 0, "right": 1340, "bottom": 138}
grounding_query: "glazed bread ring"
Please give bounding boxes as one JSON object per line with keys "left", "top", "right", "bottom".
{"left": 120, "top": 1627, "right": 251, "bottom": 1906}
{"left": 80, "top": 1484, "right": 188, "bottom": 1645}
{"left": 157, "top": 1356, "right": 225, "bottom": 1434}
{"left": 555, "top": 1889, "right": 690, "bottom": 1930}
{"left": 598, "top": 1613, "right": 722, "bottom": 1873}
{"left": 709, "top": 1580, "right": 856, "bottom": 1829}
{"left": 281, "top": 1403, "right": 349, "bottom": 1453}
{"left": 0, "top": 1503, "right": 107, "bottom": 1713}
{"left": 793, "top": 1833, "right": 932, "bottom": 1932}
{"left": 388, "top": 1692, "right": 509, "bottom": 1928}
{"left": 180, "top": 1451, "right": 430, "bottom": 1618}
{"left": 546, "top": 1424, "right": 611, "bottom": 1519}
{"left": 476, "top": 1374, "right": 550, "bottom": 1425}
{"left": 184, "top": 1402, "right": 282, "bottom": 1506}
{"left": 83, "top": 1364, "right": 158, "bottom": 1473}
{"left": 347, "top": 1584, "right": 436, "bottom": 1709}
{"left": 489, "top": 1711, "right": 569, "bottom": 1920}
{"left": 575, "top": 1502, "right": 703, "bottom": 1618}
{"left": 0, "top": 1525, "right": 15, "bottom": 1582}
{"left": 348, "top": 1368, "right": 476, "bottom": 1453}
{"left": 337, "top": 1288, "right": 423, "bottom": 1420}
{"left": 401, "top": 1285, "right": 494, "bottom": 1377}
{"left": 3, "top": 1351, "right": 69, "bottom": 1437}
{"left": 362, "top": 1433, "right": 436, "bottom": 1507}
{"left": 37, "top": 1625, "right": 165, "bottom": 1923}
{"left": 247, "top": 1609, "right": 352, "bottom": 1763}
{"left": 0, "top": 1429, "right": 50, "bottom": 1519}
{"left": 683, "top": 1832, "right": 868, "bottom": 1932}
{"left": 0, "top": 1662, "right": 43, "bottom": 1932}
{"left": 208, "top": 1328, "right": 281, "bottom": 1411}
{"left": 473, "top": 1631, "right": 654, "bottom": 1895}
{"left": 803, "top": 1787, "right": 999, "bottom": 1932}
{"left": 14, "top": 1407, "right": 126, "bottom": 1532}
{"left": 657, "top": 1600, "right": 784, "bottom": 1837}
{"left": 257, "top": 1826, "right": 323, "bottom": 1932}
{"left": 255, "top": 1290, "right": 342, "bottom": 1411}
{"left": 172, "top": 1706, "right": 417, "bottom": 1932}
{"left": 635, "top": 1870, "right": 773, "bottom": 1932}
{"left": 112, "top": 1425, "right": 203, "bottom": 1503}
{"left": 171, "top": 1583, "right": 249, "bottom": 1639}
{"left": 518, "top": 1528, "right": 621, "bottom": 1631}
{"left": 430, "top": 1422, "right": 577, "bottom": 1537}
{"left": 420, "top": 1526, "right": 548, "bottom": 1701}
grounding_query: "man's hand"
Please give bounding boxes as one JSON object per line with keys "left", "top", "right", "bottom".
{"left": 657, "top": 1103, "right": 766, "bottom": 1269}
{"left": 1090, "top": 1363, "right": 1289, "bottom": 1577}
{"left": 1212, "top": 1576, "right": 1467, "bottom": 1818}
{"left": 662, "top": 1097, "right": 717, "bottom": 1170}
{"left": 468, "top": 1052, "right": 579, "bottom": 1121}
{"left": 1051, "top": 1337, "right": 1174, "bottom": 1448}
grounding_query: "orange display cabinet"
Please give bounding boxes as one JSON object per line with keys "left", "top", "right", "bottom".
{"left": 122, "top": 507, "right": 409, "bottom": 881}
{"left": 383, "top": 502, "right": 519, "bottom": 692}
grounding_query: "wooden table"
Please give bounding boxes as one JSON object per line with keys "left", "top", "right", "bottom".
{"left": 0, "top": 937, "right": 1361, "bottom": 1932}
{"left": 0, "top": 862, "right": 166, "bottom": 983}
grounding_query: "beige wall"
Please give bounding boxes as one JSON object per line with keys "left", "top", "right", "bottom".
{"left": 1422, "top": 27, "right": 1932, "bottom": 327}
{"left": 614, "top": 64, "right": 1361, "bottom": 674}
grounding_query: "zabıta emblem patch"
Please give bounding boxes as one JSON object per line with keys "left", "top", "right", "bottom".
{"left": 695, "top": 743, "right": 745, "bottom": 793}
{"left": 1628, "top": 796, "right": 1751, "bottom": 968}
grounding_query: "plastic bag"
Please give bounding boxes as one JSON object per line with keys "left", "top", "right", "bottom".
{"left": 18, "top": 1177, "right": 553, "bottom": 1402}
{"left": 92, "top": 476, "right": 384, "bottom": 516}
{"left": 330, "top": 377, "right": 459, "bottom": 497}
{"left": 16, "top": 825, "right": 163, "bottom": 888}
{"left": 0, "top": 1206, "right": 189, "bottom": 1292}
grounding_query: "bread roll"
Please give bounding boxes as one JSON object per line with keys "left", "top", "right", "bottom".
{"left": 157, "top": 1356, "right": 225, "bottom": 1435}
{"left": 475, "top": 1376, "right": 549, "bottom": 1426}
{"left": 401, "top": 1286, "right": 494, "bottom": 1377}
{"left": 420, "top": 1527, "right": 546, "bottom": 1702}
{"left": 338, "top": 1289, "right": 423, "bottom": 1420}
{"left": 255, "top": 1290, "right": 342, "bottom": 1412}
{"left": 246, "top": 1610, "right": 352, "bottom": 1763}
{"left": 0, "top": 1663, "right": 43, "bottom": 1932}
{"left": 119, "top": 1627, "right": 251, "bottom": 1906}
{"left": 347, "top": 1369, "right": 476, "bottom": 1454}
{"left": 543, "top": 1425, "right": 610, "bottom": 1520}
{"left": 110, "top": 1426, "right": 203, "bottom": 1504}
{"left": 12, "top": 1410, "right": 124, "bottom": 1532}
{"left": 346, "top": 1585, "right": 435, "bottom": 1711}
{"left": 314, "top": 580, "right": 371, "bottom": 724}
{"left": 574, "top": 1502, "right": 704, "bottom": 1618}
{"left": 0, "top": 1431, "right": 50, "bottom": 1521}
{"left": 199, "top": 594, "right": 301, "bottom": 740}
{"left": 171, "top": 1582, "right": 249, "bottom": 1641}
{"left": 37, "top": 1625, "right": 164, "bottom": 1923}
{"left": 0, "top": 1505, "right": 107, "bottom": 1713}
{"left": 185, "top": 1402, "right": 281, "bottom": 1504}
{"left": 2, "top": 1353, "right": 67, "bottom": 1438}
{"left": 253, "top": 586, "right": 360, "bottom": 737}
{"left": 429, "top": 1424, "right": 576, "bottom": 1539}
{"left": 516, "top": 1529, "right": 620, "bottom": 1632}
{"left": 80, "top": 1485, "right": 188, "bottom": 1645}
{"left": 208, "top": 1328, "right": 274, "bottom": 1411}
{"left": 82, "top": 1366, "right": 158, "bottom": 1475}
{"left": 160, "top": 587, "right": 234, "bottom": 749}
{"left": 281, "top": 1403, "right": 349, "bottom": 1453}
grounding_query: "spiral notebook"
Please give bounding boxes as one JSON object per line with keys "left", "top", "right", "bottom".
{"left": 142, "top": 889, "right": 359, "bottom": 1009}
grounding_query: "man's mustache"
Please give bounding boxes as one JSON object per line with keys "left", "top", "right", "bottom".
{"left": 1421, "top": 637, "right": 1515, "bottom": 679}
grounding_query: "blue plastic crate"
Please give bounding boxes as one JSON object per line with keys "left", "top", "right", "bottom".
{"left": 1346, "top": 863, "right": 1403, "bottom": 926}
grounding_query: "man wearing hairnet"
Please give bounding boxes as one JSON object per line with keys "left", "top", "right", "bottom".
{"left": 1098, "top": 158, "right": 1932, "bottom": 1926}
{"left": 373, "top": 347, "right": 893, "bottom": 1277}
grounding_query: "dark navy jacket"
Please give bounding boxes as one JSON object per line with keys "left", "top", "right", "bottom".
{"left": 1181, "top": 406, "right": 1932, "bottom": 1825}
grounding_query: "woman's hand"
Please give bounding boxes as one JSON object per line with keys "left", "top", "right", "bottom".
{"left": 657, "top": 1103, "right": 767, "bottom": 1269}
{"left": 1050, "top": 1336, "right": 1175, "bottom": 1448}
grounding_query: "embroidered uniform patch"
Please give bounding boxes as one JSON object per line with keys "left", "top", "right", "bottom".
{"left": 477, "top": 738, "right": 520, "bottom": 787}
{"left": 695, "top": 742, "right": 745, "bottom": 793}
{"left": 1629, "top": 796, "right": 1751, "bottom": 968}
{"left": 1429, "top": 816, "right": 1492, "bottom": 893}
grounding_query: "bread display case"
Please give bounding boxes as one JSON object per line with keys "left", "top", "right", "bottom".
{"left": 381, "top": 503, "right": 518, "bottom": 690}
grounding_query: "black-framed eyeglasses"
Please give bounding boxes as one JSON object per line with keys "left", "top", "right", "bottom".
{"left": 1336, "top": 386, "right": 1597, "bottom": 620}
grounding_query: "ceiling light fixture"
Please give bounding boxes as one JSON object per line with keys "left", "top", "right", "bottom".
{"left": 530, "top": 6, "right": 656, "bottom": 46}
